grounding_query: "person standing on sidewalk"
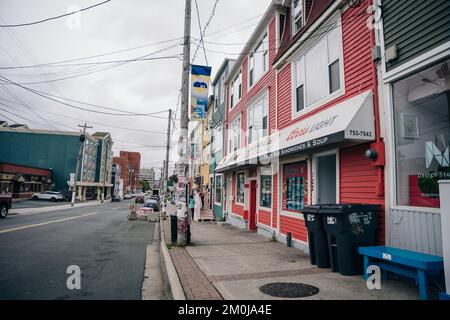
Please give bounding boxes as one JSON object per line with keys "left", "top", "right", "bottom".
{"left": 188, "top": 194, "right": 195, "bottom": 220}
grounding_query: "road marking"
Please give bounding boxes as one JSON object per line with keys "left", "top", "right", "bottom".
{"left": 112, "top": 207, "right": 122, "bottom": 210}
{"left": 0, "top": 212, "right": 99, "bottom": 234}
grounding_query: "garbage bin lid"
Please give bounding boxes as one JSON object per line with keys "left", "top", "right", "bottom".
{"left": 319, "top": 203, "right": 380, "bottom": 214}
{"left": 302, "top": 205, "right": 322, "bottom": 214}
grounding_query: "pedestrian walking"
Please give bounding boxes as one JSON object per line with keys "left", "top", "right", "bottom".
{"left": 188, "top": 194, "right": 195, "bottom": 220}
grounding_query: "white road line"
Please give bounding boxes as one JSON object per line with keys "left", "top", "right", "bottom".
{"left": 0, "top": 212, "right": 99, "bottom": 234}
{"left": 112, "top": 207, "right": 122, "bottom": 210}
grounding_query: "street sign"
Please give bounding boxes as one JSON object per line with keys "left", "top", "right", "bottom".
{"left": 70, "top": 173, "right": 75, "bottom": 187}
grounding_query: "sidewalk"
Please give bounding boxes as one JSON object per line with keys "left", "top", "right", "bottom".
{"left": 163, "top": 206, "right": 421, "bottom": 300}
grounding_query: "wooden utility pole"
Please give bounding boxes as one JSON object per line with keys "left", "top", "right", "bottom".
{"left": 71, "top": 122, "right": 93, "bottom": 207}
{"left": 177, "top": 0, "right": 191, "bottom": 245}
{"left": 162, "top": 109, "right": 172, "bottom": 217}
{"left": 101, "top": 136, "right": 110, "bottom": 203}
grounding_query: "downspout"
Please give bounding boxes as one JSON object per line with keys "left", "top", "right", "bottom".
{"left": 369, "top": 0, "right": 385, "bottom": 198}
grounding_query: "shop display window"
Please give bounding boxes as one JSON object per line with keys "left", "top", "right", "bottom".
{"left": 282, "top": 161, "right": 308, "bottom": 212}
{"left": 393, "top": 59, "right": 450, "bottom": 208}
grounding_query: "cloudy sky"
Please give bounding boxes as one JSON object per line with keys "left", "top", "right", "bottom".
{"left": 0, "top": 0, "right": 270, "bottom": 178}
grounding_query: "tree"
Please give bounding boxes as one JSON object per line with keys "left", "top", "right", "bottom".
{"left": 139, "top": 179, "right": 150, "bottom": 192}
{"left": 169, "top": 174, "right": 178, "bottom": 184}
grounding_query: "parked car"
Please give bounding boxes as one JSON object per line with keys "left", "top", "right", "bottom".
{"left": 111, "top": 195, "right": 121, "bottom": 202}
{"left": 32, "top": 191, "right": 64, "bottom": 202}
{"left": 59, "top": 189, "right": 73, "bottom": 202}
{"left": 0, "top": 194, "right": 12, "bottom": 219}
{"left": 123, "top": 193, "right": 133, "bottom": 200}
{"left": 135, "top": 193, "right": 145, "bottom": 203}
{"left": 149, "top": 195, "right": 160, "bottom": 202}
{"left": 144, "top": 199, "right": 159, "bottom": 212}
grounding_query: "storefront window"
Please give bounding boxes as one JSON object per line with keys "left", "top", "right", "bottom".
{"left": 260, "top": 166, "right": 272, "bottom": 208}
{"left": 393, "top": 59, "right": 450, "bottom": 208}
{"left": 215, "top": 175, "right": 222, "bottom": 204}
{"left": 282, "top": 161, "right": 308, "bottom": 212}
{"left": 236, "top": 172, "right": 245, "bottom": 203}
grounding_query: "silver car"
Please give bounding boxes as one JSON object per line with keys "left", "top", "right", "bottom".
{"left": 32, "top": 191, "right": 64, "bottom": 202}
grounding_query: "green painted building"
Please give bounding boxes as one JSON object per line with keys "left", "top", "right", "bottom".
{"left": 0, "top": 127, "right": 112, "bottom": 199}
{"left": 210, "top": 59, "right": 235, "bottom": 221}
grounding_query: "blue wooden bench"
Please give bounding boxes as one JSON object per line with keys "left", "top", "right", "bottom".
{"left": 358, "top": 246, "right": 444, "bottom": 300}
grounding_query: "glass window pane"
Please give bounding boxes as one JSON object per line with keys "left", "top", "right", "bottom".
{"left": 393, "top": 60, "right": 450, "bottom": 208}
{"left": 260, "top": 168, "right": 272, "bottom": 208}
{"left": 305, "top": 37, "right": 328, "bottom": 106}
{"left": 329, "top": 59, "right": 340, "bottom": 93}
{"left": 327, "top": 25, "right": 341, "bottom": 64}
{"left": 296, "top": 84, "right": 304, "bottom": 112}
{"left": 282, "top": 162, "right": 307, "bottom": 212}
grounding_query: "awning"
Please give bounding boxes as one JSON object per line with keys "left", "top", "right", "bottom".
{"left": 216, "top": 90, "right": 375, "bottom": 173}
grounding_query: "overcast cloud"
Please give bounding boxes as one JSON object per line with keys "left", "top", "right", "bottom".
{"left": 0, "top": 0, "right": 270, "bottom": 178}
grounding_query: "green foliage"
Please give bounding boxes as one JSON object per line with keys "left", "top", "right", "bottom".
{"left": 139, "top": 179, "right": 151, "bottom": 192}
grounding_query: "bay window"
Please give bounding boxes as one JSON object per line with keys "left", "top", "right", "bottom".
{"left": 228, "top": 116, "right": 241, "bottom": 152}
{"left": 293, "top": 22, "right": 343, "bottom": 114}
{"left": 249, "top": 33, "right": 268, "bottom": 87}
{"left": 248, "top": 95, "right": 268, "bottom": 144}
{"left": 292, "top": 0, "right": 304, "bottom": 34}
{"left": 393, "top": 59, "right": 450, "bottom": 209}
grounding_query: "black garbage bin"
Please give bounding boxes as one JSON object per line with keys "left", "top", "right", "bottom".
{"left": 303, "top": 206, "right": 330, "bottom": 268}
{"left": 170, "top": 214, "right": 178, "bottom": 244}
{"left": 321, "top": 204, "right": 379, "bottom": 276}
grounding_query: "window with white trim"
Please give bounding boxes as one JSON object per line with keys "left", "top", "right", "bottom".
{"left": 247, "top": 95, "right": 268, "bottom": 144}
{"left": 259, "top": 166, "right": 272, "bottom": 208}
{"left": 228, "top": 116, "right": 241, "bottom": 153}
{"left": 213, "top": 85, "right": 218, "bottom": 111}
{"left": 215, "top": 174, "right": 222, "bottom": 204}
{"left": 293, "top": 23, "right": 343, "bottom": 114}
{"left": 230, "top": 70, "right": 242, "bottom": 108}
{"left": 248, "top": 33, "right": 268, "bottom": 87}
{"left": 212, "top": 123, "right": 223, "bottom": 153}
{"left": 292, "top": 0, "right": 304, "bottom": 35}
{"left": 219, "top": 74, "right": 225, "bottom": 104}
{"left": 236, "top": 172, "right": 245, "bottom": 203}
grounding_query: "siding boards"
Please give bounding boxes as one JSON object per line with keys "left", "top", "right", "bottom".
{"left": 389, "top": 208, "right": 442, "bottom": 256}
{"left": 280, "top": 215, "right": 307, "bottom": 242}
{"left": 340, "top": 143, "right": 385, "bottom": 244}
{"left": 383, "top": 0, "right": 450, "bottom": 71}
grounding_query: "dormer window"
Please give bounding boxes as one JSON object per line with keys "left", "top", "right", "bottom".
{"left": 292, "top": 0, "right": 304, "bottom": 34}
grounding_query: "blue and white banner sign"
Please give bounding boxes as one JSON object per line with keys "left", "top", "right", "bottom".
{"left": 191, "top": 64, "right": 212, "bottom": 121}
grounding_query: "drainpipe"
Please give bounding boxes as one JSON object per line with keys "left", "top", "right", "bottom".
{"left": 368, "top": 0, "right": 385, "bottom": 198}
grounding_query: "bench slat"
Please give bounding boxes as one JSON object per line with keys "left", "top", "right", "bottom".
{"left": 358, "top": 246, "right": 443, "bottom": 271}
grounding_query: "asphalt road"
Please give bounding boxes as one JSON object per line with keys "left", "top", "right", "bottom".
{"left": 0, "top": 200, "right": 155, "bottom": 300}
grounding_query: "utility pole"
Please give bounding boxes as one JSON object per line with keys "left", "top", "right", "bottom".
{"left": 176, "top": 0, "right": 191, "bottom": 245}
{"left": 101, "top": 136, "right": 110, "bottom": 203}
{"left": 162, "top": 108, "right": 172, "bottom": 217}
{"left": 71, "top": 122, "right": 93, "bottom": 207}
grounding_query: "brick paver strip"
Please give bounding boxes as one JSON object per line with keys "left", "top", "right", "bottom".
{"left": 162, "top": 218, "right": 223, "bottom": 300}
{"left": 208, "top": 267, "right": 330, "bottom": 282}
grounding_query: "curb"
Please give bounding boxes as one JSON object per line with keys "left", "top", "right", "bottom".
{"left": 159, "top": 218, "right": 186, "bottom": 300}
{"left": 9, "top": 200, "right": 112, "bottom": 216}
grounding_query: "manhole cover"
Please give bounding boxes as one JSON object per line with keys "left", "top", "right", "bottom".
{"left": 259, "top": 282, "right": 319, "bottom": 298}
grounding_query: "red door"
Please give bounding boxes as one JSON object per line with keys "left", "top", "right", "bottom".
{"left": 249, "top": 180, "right": 257, "bottom": 231}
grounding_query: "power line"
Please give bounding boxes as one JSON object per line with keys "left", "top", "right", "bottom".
{"left": 0, "top": 98, "right": 169, "bottom": 134}
{"left": 0, "top": 43, "right": 182, "bottom": 85}
{"left": 0, "top": 37, "right": 182, "bottom": 70}
{"left": 0, "top": 75, "right": 176, "bottom": 118}
{"left": 0, "top": 0, "right": 112, "bottom": 28}
{"left": 193, "top": 0, "right": 208, "bottom": 66}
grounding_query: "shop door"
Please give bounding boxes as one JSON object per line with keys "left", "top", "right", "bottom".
{"left": 249, "top": 180, "right": 257, "bottom": 231}
{"left": 317, "top": 154, "right": 337, "bottom": 204}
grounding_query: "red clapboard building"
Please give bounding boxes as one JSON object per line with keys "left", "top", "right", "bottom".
{"left": 217, "top": 0, "right": 385, "bottom": 250}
